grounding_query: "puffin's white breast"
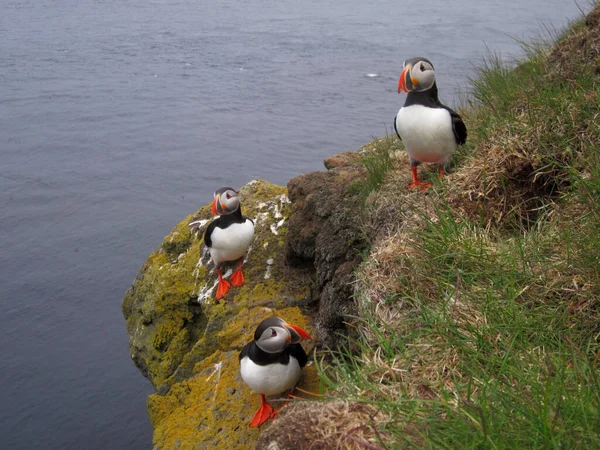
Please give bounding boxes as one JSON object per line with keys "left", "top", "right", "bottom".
{"left": 240, "top": 356, "right": 302, "bottom": 396}
{"left": 396, "top": 104, "right": 456, "bottom": 164}
{"left": 209, "top": 220, "right": 254, "bottom": 265}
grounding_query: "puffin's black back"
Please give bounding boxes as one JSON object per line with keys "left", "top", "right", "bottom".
{"left": 239, "top": 341, "right": 308, "bottom": 368}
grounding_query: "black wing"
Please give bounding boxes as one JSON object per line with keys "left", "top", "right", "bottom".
{"left": 443, "top": 106, "right": 467, "bottom": 146}
{"left": 239, "top": 341, "right": 253, "bottom": 361}
{"left": 288, "top": 343, "right": 308, "bottom": 368}
{"left": 203, "top": 219, "right": 218, "bottom": 248}
{"left": 393, "top": 114, "right": 402, "bottom": 141}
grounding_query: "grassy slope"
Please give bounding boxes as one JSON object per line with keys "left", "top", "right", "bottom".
{"left": 319, "top": 6, "right": 600, "bottom": 449}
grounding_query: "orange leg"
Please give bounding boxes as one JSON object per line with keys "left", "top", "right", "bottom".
{"left": 271, "top": 390, "right": 294, "bottom": 421}
{"left": 439, "top": 168, "right": 445, "bottom": 180}
{"left": 215, "top": 268, "right": 231, "bottom": 300}
{"left": 230, "top": 258, "right": 245, "bottom": 287}
{"left": 249, "top": 394, "right": 273, "bottom": 428}
{"left": 408, "top": 166, "right": 431, "bottom": 190}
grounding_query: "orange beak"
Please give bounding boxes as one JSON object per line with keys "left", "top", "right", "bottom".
{"left": 398, "top": 65, "right": 411, "bottom": 93}
{"left": 284, "top": 323, "right": 312, "bottom": 343}
{"left": 210, "top": 196, "right": 219, "bottom": 216}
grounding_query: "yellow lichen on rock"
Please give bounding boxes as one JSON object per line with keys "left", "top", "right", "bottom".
{"left": 123, "top": 179, "right": 319, "bottom": 449}
{"left": 148, "top": 306, "right": 320, "bottom": 450}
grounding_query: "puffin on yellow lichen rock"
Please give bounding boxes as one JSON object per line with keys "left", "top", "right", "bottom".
{"left": 239, "top": 317, "right": 312, "bottom": 427}
{"left": 204, "top": 187, "right": 255, "bottom": 300}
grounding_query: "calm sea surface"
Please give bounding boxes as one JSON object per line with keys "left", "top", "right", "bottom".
{"left": 0, "top": 0, "right": 584, "bottom": 448}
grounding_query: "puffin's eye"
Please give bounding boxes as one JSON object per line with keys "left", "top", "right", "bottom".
{"left": 420, "top": 63, "right": 426, "bottom": 72}
{"left": 271, "top": 329, "right": 277, "bottom": 337}
{"left": 226, "top": 193, "right": 232, "bottom": 199}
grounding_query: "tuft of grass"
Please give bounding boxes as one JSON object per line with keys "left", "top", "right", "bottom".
{"left": 449, "top": 9, "right": 600, "bottom": 229}
{"left": 348, "top": 134, "right": 398, "bottom": 204}
{"left": 320, "top": 193, "right": 600, "bottom": 447}
{"left": 319, "top": 4, "right": 600, "bottom": 448}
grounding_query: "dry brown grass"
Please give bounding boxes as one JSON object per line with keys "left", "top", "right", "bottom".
{"left": 321, "top": 8, "right": 600, "bottom": 445}
{"left": 310, "top": 6, "right": 600, "bottom": 447}
{"left": 256, "top": 401, "right": 392, "bottom": 450}
{"left": 547, "top": 5, "right": 600, "bottom": 78}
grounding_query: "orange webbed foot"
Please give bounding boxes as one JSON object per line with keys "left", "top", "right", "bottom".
{"left": 230, "top": 270, "right": 244, "bottom": 287}
{"left": 230, "top": 259, "right": 245, "bottom": 287}
{"left": 215, "top": 279, "right": 231, "bottom": 300}
{"left": 409, "top": 166, "right": 431, "bottom": 191}
{"left": 249, "top": 395, "right": 273, "bottom": 428}
{"left": 407, "top": 181, "right": 432, "bottom": 191}
{"left": 215, "top": 268, "right": 231, "bottom": 300}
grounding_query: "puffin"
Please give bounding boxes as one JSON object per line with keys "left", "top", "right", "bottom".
{"left": 394, "top": 57, "right": 467, "bottom": 190}
{"left": 239, "top": 317, "right": 312, "bottom": 427}
{"left": 203, "top": 187, "right": 255, "bottom": 300}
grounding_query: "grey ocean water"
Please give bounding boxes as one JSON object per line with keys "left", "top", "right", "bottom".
{"left": 0, "top": 0, "right": 585, "bottom": 448}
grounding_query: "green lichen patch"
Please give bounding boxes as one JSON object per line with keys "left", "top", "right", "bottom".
{"left": 123, "top": 179, "right": 319, "bottom": 448}
{"left": 161, "top": 216, "right": 194, "bottom": 260}
{"left": 148, "top": 306, "right": 320, "bottom": 450}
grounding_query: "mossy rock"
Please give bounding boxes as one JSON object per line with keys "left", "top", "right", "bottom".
{"left": 148, "top": 306, "right": 322, "bottom": 450}
{"left": 122, "top": 179, "right": 318, "bottom": 448}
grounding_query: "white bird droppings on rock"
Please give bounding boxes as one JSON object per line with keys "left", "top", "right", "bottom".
{"left": 270, "top": 218, "right": 286, "bottom": 235}
{"left": 243, "top": 246, "right": 253, "bottom": 264}
{"left": 188, "top": 219, "right": 209, "bottom": 229}
{"left": 196, "top": 246, "right": 209, "bottom": 268}
{"left": 264, "top": 265, "right": 272, "bottom": 280}
{"left": 198, "top": 278, "right": 219, "bottom": 304}
{"left": 206, "top": 361, "right": 224, "bottom": 405}
{"left": 253, "top": 212, "right": 269, "bottom": 226}
{"left": 266, "top": 258, "right": 274, "bottom": 265}
{"left": 206, "top": 361, "right": 223, "bottom": 382}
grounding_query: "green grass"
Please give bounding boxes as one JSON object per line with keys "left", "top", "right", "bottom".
{"left": 348, "top": 134, "right": 398, "bottom": 204}
{"left": 319, "top": 199, "right": 600, "bottom": 447}
{"left": 319, "top": 7, "right": 600, "bottom": 449}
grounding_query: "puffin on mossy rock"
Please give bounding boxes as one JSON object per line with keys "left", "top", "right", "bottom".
{"left": 239, "top": 317, "right": 312, "bottom": 427}
{"left": 204, "top": 187, "right": 255, "bottom": 300}
{"left": 394, "top": 57, "right": 467, "bottom": 190}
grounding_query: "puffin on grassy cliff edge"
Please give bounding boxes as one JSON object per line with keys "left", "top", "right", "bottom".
{"left": 204, "top": 187, "right": 254, "bottom": 300}
{"left": 239, "top": 317, "right": 312, "bottom": 427}
{"left": 394, "top": 57, "right": 467, "bottom": 190}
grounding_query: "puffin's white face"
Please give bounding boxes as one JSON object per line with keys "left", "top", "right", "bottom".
{"left": 252, "top": 317, "right": 312, "bottom": 354}
{"left": 255, "top": 325, "right": 291, "bottom": 354}
{"left": 398, "top": 58, "right": 436, "bottom": 93}
{"left": 211, "top": 187, "right": 240, "bottom": 216}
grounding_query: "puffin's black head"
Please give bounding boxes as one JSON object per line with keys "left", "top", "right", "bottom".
{"left": 253, "top": 317, "right": 312, "bottom": 354}
{"left": 398, "top": 57, "right": 436, "bottom": 93}
{"left": 211, "top": 186, "right": 240, "bottom": 216}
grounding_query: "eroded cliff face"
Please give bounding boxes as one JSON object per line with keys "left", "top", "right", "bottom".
{"left": 123, "top": 155, "right": 368, "bottom": 448}
{"left": 285, "top": 151, "right": 367, "bottom": 348}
